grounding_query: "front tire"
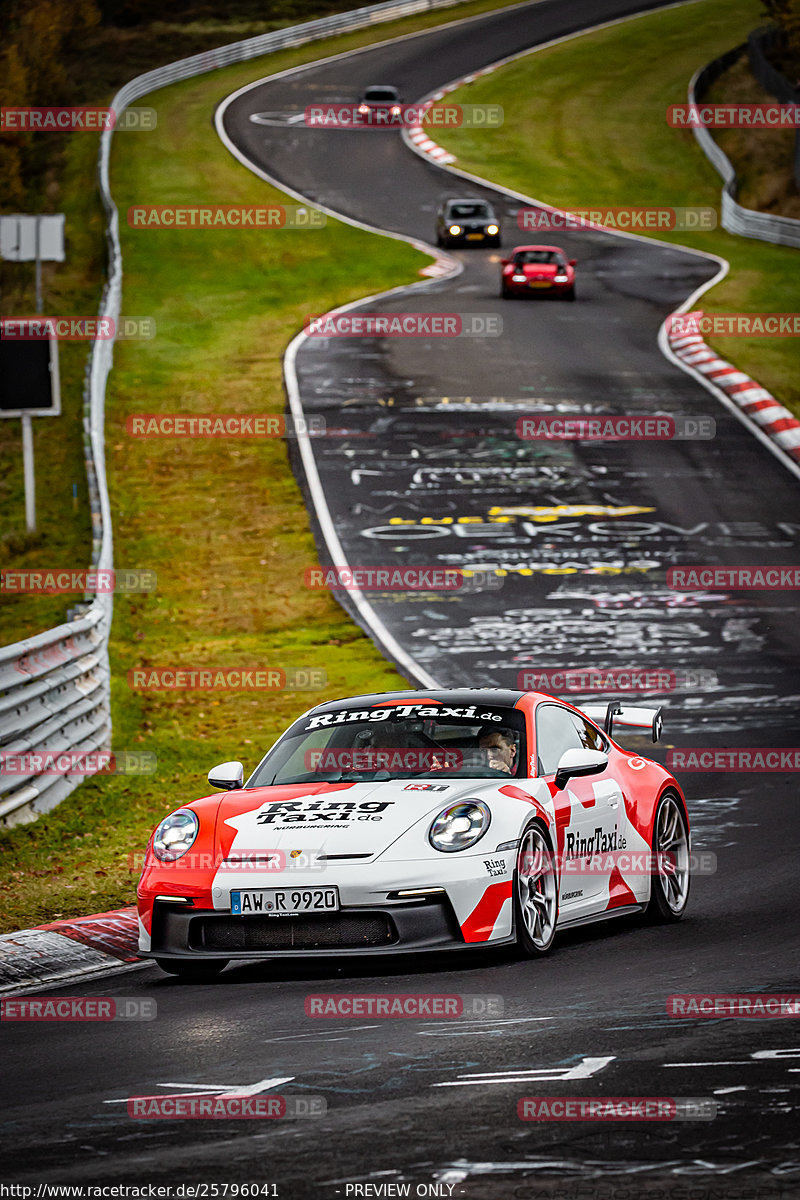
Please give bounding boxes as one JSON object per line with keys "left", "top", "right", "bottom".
{"left": 155, "top": 957, "right": 229, "bottom": 979}
{"left": 514, "top": 822, "right": 558, "bottom": 955}
{"left": 644, "top": 792, "right": 690, "bottom": 922}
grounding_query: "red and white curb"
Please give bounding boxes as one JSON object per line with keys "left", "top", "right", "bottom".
{"left": 406, "top": 66, "right": 501, "bottom": 166}
{"left": 668, "top": 312, "right": 800, "bottom": 465}
{"left": 407, "top": 123, "right": 455, "bottom": 164}
{"left": 0, "top": 907, "right": 142, "bottom": 995}
{"left": 418, "top": 251, "right": 455, "bottom": 277}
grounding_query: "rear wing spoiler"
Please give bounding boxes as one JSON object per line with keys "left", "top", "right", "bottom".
{"left": 580, "top": 701, "right": 663, "bottom": 743}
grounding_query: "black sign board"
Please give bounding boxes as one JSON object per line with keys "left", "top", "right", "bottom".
{"left": 0, "top": 338, "right": 60, "bottom": 417}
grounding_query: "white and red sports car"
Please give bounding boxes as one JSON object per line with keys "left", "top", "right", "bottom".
{"left": 137, "top": 689, "right": 690, "bottom": 978}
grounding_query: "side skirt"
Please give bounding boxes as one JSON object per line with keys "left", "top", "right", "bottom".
{"left": 557, "top": 903, "right": 644, "bottom": 932}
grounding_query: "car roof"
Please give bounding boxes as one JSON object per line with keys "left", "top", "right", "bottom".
{"left": 511, "top": 244, "right": 566, "bottom": 253}
{"left": 305, "top": 688, "right": 526, "bottom": 713}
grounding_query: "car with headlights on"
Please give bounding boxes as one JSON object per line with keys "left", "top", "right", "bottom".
{"left": 138, "top": 688, "right": 690, "bottom": 978}
{"left": 436, "top": 198, "right": 501, "bottom": 248}
{"left": 356, "top": 85, "right": 403, "bottom": 124}
{"left": 501, "top": 244, "right": 576, "bottom": 299}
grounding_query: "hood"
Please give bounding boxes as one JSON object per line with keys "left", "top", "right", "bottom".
{"left": 214, "top": 778, "right": 499, "bottom": 862}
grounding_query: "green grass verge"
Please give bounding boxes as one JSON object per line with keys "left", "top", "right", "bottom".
{"left": 0, "top": 0, "right": 533, "bottom": 648}
{"left": 429, "top": 0, "right": 800, "bottom": 416}
{"left": 0, "top": 133, "right": 105, "bottom": 641}
{"left": 0, "top": 0, "right": 537, "bottom": 933}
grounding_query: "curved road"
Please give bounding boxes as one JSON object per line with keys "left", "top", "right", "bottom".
{"left": 3, "top": 2, "right": 799, "bottom": 1196}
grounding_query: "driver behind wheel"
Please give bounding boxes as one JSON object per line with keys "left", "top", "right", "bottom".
{"left": 477, "top": 726, "right": 518, "bottom": 775}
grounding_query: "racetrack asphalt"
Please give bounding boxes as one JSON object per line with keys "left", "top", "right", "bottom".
{"left": 2, "top": 1, "right": 799, "bottom": 1195}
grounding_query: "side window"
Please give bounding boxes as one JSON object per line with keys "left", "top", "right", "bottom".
{"left": 534, "top": 705, "right": 585, "bottom": 776}
{"left": 568, "top": 712, "right": 608, "bottom": 753}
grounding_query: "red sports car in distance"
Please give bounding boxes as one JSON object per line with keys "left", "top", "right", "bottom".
{"left": 501, "top": 245, "right": 577, "bottom": 300}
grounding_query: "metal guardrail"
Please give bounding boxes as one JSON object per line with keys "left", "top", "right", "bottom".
{"left": 0, "top": 0, "right": 475, "bottom": 828}
{"left": 690, "top": 44, "right": 800, "bottom": 249}
{"left": 747, "top": 26, "right": 800, "bottom": 187}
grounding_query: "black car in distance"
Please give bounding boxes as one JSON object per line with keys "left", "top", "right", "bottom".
{"left": 436, "top": 197, "right": 502, "bottom": 247}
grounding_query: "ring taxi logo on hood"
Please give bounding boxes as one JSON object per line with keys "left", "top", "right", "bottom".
{"left": 257, "top": 799, "right": 394, "bottom": 825}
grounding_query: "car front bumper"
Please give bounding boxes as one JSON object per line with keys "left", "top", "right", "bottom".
{"left": 445, "top": 229, "right": 498, "bottom": 244}
{"left": 142, "top": 893, "right": 513, "bottom": 960}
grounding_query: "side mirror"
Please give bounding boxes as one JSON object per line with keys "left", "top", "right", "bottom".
{"left": 569, "top": 259, "right": 577, "bottom": 266}
{"left": 500, "top": 258, "right": 509, "bottom": 266}
{"left": 553, "top": 748, "right": 608, "bottom": 791}
{"left": 208, "top": 761, "right": 244, "bottom": 790}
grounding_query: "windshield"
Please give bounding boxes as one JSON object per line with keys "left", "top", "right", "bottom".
{"left": 248, "top": 702, "right": 527, "bottom": 786}
{"left": 363, "top": 88, "right": 398, "bottom": 101}
{"left": 449, "top": 202, "right": 491, "bottom": 219}
{"left": 515, "top": 250, "right": 564, "bottom": 265}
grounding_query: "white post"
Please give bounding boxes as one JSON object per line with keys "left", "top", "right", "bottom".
{"left": 35, "top": 216, "right": 43, "bottom": 315}
{"left": 21, "top": 413, "right": 36, "bottom": 532}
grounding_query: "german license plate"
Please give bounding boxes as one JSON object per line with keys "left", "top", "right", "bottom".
{"left": 466, "top": 232, "right": 484, "bottom": 240}
{"left": 231, "top": 887, "right": 339, "bottom": 916}
{"left": 529, "top": 280, "right": 551, "bottom": 288}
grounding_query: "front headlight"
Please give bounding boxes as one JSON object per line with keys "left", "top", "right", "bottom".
{"left": 448, "top": 224, "right": 462, "bottom": 235}
{"left": 554, "top": 273, "right": 569, "bottom": 282}
{"left": 487, "top": 224, "right": 499, "bottom": 235}
{"left": 429, "top": 802, "right": 491, "bottom": 853}
{"left": 153, "top": 809, "right": 199, "bottom": 862}
{"left": 511, "top": 273, "right": 527, "bottom": 282}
